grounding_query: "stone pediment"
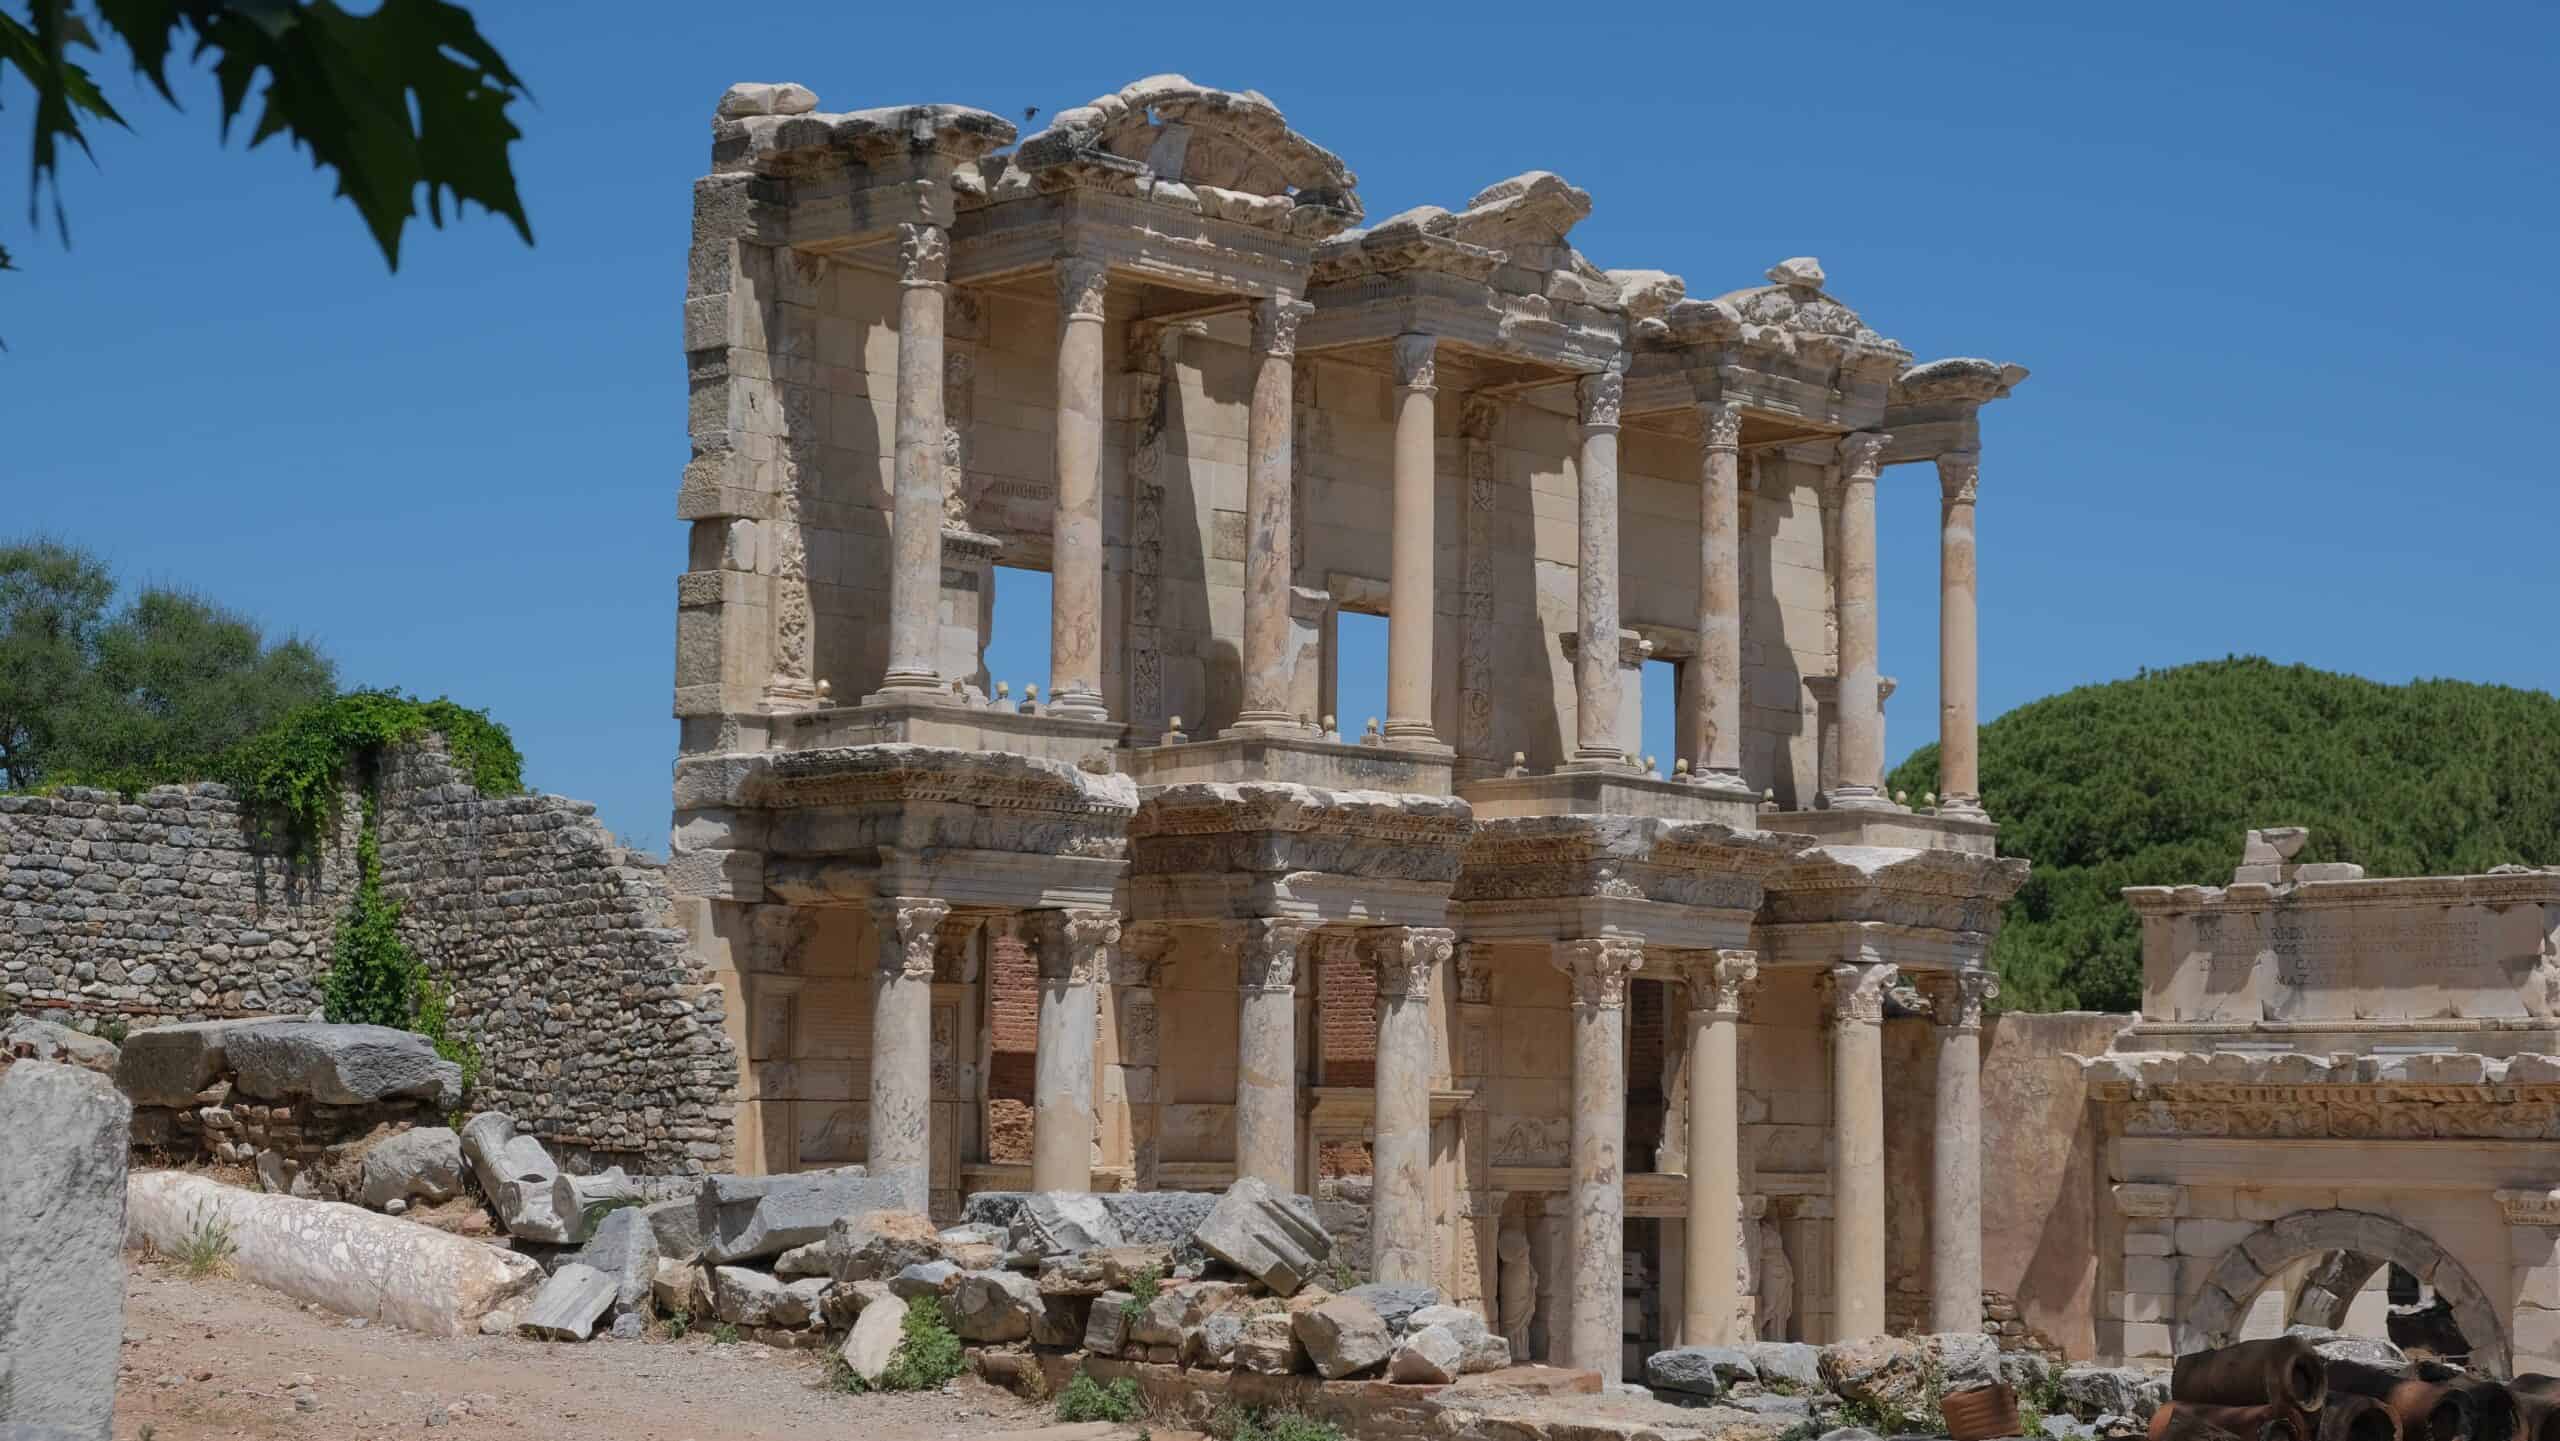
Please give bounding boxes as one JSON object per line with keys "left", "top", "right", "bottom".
{"left": 995, "top": 74, "right": 1361, "bottom": 236}
{"left": 1894, "top": 356, "right": 2031, "bottom": 408}
{"left": 714, "top": 99, "right": 1018, "bottom": 176}
{"left": 1309, "top": 205, "right": 1507, "bottom": 285}
{"left": 1128, "top": 781, "right": 1471, "bottom": 883}
{"left": 1678, "top": 257, "right": 1909, "bottom": 377}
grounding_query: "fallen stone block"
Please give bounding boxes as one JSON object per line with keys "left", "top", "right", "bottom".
{"left": 568, "top": 1206, "right": 658, "bottom": 1315}
{"left": 642, "top": 1193, "right": 703, "bottom": 1260}
{"left": 1347, "top": 1281, "right": 1439, "bottom": 1332}
{"left": 710, "top": 1266, "right": 827, "bottom": 1328}
{"left": 1410, "top": 1304, "right": 1509, "bottom": 1374}
{"left": 1927, "top": 1331, "right": 2003, "bottom": 1391}
{"left": 115, "top": 1017, "right": 295, "bottom": 1107}
{"left": 1228, "top": 1311, "right": 1297, "bottom": 1373}
{"left": 1039, "top": 1242, "right": 1173, "bottom": 1296}
{"left": 944, "top": 1269, "right": 1043, "bottom": 1342}
{"left": 775, "top": 1241, "right": 829, "bottom": 1278}
{"left": 125, "top": 1171, "right": 539, "bottom": 1335}
{"left": 1086, "top": 1291, "right": 1135, "bottom": 1355}
{"left": 458, "top": 1112, "right": 579, "bottom": 1244}
{"left": 2, "top": 1017, "right": 120, "bottom": 1075}
{"left": 652, "top": 1258, "right": 710, "bottom": 1318}
{"left": 1294, "top": 1294, "right": 1392, "bottom": 1380}
{"left": 840, "top": 1293, "right": 907, "bottom": 1384}
{"left": 1747, "top": 1340, "right": 1823, "bottom": 1390}
{"left": 1191, "top": 1310, "right": 1247, "bottom": 1369}
{"left": 825, "top": 1209, "right": 944, "bottom": 1281}
{"left": 1194, "top": 1177, "right": 1332, "bottom": 1296}
{"left": 0, "top": 1061, "right": 131, "bottom": 1440}
{"left": 696, "top": 1166, "right": 899, "bottom": 1265}
{"left": 1033, "top": 1295, "right": 1090, "bottom": 1347}
{"left": 1390, "top": 1323, "right": 1464, "bottom": 1384}
{"left": 519, "top": 1263, "right": 618, "bottom": 1341}
{"left": 891, "top": 1259, "right": 961, "bottom": 1300}
{"left": 1821, "top": 1335, "right": 1931, "bottom": 1414}
{"left": 2057, "top": 1364, "right": 2167, "bottom": 1421}
{"left": 1101, "top": 1191, "right": 1222, "bottom": 1244}
{"left": 1008, "top": 1191, "right": 1123, "bottom": 1256}
{"left": 355, "top": 1126, "right": 464, "bottom": 1211}
{"left": 225, "top": 1022, "right": 462, "bottom": 1108}
{"left": 1647, "top": 1345, "right": 1757, "bottom": 1398}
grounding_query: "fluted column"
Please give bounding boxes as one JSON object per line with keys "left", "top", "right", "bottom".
{"left": 1828, "top": 958, "right": 1895, "bottom": 1338}
{"left": 1366, "top": 926, "right": 1453, "bottom": 1284}
{"left": 1233, "top": 296, "right": 1313, "bottom": 732}
{"left": 1680, "top": 949, "right": 1757, "bottom": 1345}
{"left": 1048, "top": 258, "right": 1110, "bottom": 720}
{"left": 879, "top": 224, "right": 952, "bottom": 696}
{"left": 867, "top": 895, "right": 949, "bottom": 1211}
{"left": 1231, "top": 918, "right": 1309, "bottom": 1186}
{"left": 1572, "top": 372, "right": 1626, "bottom": 764}
{"left": 1929, "top": 965, "right": 1998, "bottom": 1332}
{"left": 1385, "top": 335, "right": 1440, "bottom": 745}
{"left": 1555, "top": 936, "right": 1644, "bottom": 1380}
{"left": 1695, "top": 402, "right": 1745, "bottom": 785}
{"left": 1030, "top": 908, "right": 1117, "bottom": 1192}
{"left": 1937, "top": 450, "right": 1984, "bottom": 816}
{"left": 1826, "top": 432, "right": 1891, "bottom": 807}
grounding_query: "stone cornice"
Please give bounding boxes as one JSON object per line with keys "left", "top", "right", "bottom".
{"left": 1455, "top": 814, "right": 1797, "bottom": 912}
{"left": 2083, "top": 1048, "right": 2560, "bottom": 1099}
{"left": 1762, "top": 844, "right": 2029, "bottom": 931}
{"left": 2124, "top": 870, "right": 2560, "bottom": 915}
{"left": 1128, "top": 781, "right": 1472, "bottom": 884}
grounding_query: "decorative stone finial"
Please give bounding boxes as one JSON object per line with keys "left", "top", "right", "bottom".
{"left": 1766, "top": 256, "right": 1825, "bottom": 290}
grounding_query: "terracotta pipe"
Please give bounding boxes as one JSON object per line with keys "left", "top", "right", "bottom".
{"left": 2178, "top": 1339, "right": 2331, "bottom": 1413}
{"left": 2449, "top": 1382, "right": 2519, "bottom": 1441}
{"left": 2323, "top": 1395, "right": 2405, "bottom": 1441}
{"left": 2152, "top": 1402, "right": 2314, "bottom": 1441}
{"left": 2327, "top": 1363, "right": 2475, "bottom": 1441}
{"left": 2511, "top": 1392, "right": 2560, "bottom": 1441}
{"left": 2149, "top": 1406, "right": 2256, "bottom": 1441}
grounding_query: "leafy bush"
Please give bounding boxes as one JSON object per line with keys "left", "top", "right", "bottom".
{"left": 661, "top": 1309, "right": 691, "bottom": 1340}
{"left": 1890, "top": 658, "right": 2560, "bottom": 1011}
{"left": 871, "top": 1298, "right": 965, "bottom": 1392}
{"left": 1056, "top": 1372, "right": 1141, "bottom": 1424}
{"left": 711, "top": 1322, "right": 741, "bottom": 1345}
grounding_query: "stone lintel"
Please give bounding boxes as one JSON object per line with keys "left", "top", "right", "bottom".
{"left": 774, "top": 695, "right": 1125, "bottom": 767}
{"left": 1300, "top": 270, "right": 1619, "bottom": 375}
{"left": 1121, "top": 729, "right": 1456, "bottom": 796}
{"left": 949, "top": 190, "right": 1317, "bottom": 299}
{"left": 1763, "top": 805, "right": 1996, "bottom": 857}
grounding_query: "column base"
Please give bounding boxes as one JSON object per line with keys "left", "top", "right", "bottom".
{"left": 759, "top": 677, "right": 821, "bottom": 712}
{"left": 1223, "top": 711, "right": 1308, "bottom": 738}
{"left": 866, "top": 670, "right": 950, "bottom": 706}
{"left": 1381, "top": 718, "right": 1449, "bottom": 750}
{"left": 1567, "top": 746, "right": 1639, "bottom": 770}
{"left": 1047, "top": 686, "right": 1109, "bottom": 722}
{"left": 1822, "top": 784, "right": 1896, "bottom": 811}
{"left": 1938, "top": 794, "right": 1989, "bottom": 820}
{"left": 1690, "top": 768, "right": 1757, "bottom": 799}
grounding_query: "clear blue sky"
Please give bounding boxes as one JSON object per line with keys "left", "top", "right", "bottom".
{"left": 8, "top": 1, "right": 2554, "bottom": 848}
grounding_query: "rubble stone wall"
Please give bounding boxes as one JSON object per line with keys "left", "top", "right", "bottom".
{"left": 0, "top": 739, "right": 737, "bottom": 1173}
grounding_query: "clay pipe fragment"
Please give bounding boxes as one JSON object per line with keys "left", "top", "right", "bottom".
{"left": 2509, "top": 1386, "right": 2560, "bottom": 1441}
{"left": 2152, "top": 1402, "right": 2315, "bottom": 1441}
{"left": 2177, "top": 1338, "right": 2331, "bottom": 1414}
{"left": 2326, "top": 1364, "right": 2475, "bottom": 1441}
{"left": 2323, "top": 1395, "right": 2405, "bottom": 1441}
{"left": 2449, "top": 1382, "right": 2519, "bottom": 1441}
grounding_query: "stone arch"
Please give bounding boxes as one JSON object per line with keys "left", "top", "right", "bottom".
{"left": 2185, "top": 1209, "right": 2508, "bottom": 1374}
{"left": 2291, "top": 1250, "right": 2386, "bottom": 1330}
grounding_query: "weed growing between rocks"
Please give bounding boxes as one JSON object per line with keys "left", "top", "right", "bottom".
{"left": 320, "top": 789, "right": 481, "bottom": 1110}
{"left": 873, "top": 1299, "right": 965, "bottom": 1392}
{"left": 711, "top": 1323, "right": 741, "bottom": 1346}
{"left": 1208, "top": 1402, "right": 1346, "bottom": 1441}
{"left": 660, "top": 1309, "right": 691, "bottom": 1340}
{"left": 177, "top": 1204, "right": 236, "bottom": 1279}
{"left": 1055, "top": 1372, "right": 1140, "bottom": 1424}
{"left": 1123, "top": 1263, "right": 1164, "bottom": 1321}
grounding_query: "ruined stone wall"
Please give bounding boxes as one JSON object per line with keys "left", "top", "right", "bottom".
{"left": 1979, "top": 1009, "right": 2138, "bottom": 1359}
{"left": 0, "top": 740, "right": 738, "bottom": 1174}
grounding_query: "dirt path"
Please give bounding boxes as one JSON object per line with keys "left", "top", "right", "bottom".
{"left": 109, "top": 1259, "right": 1106, "bottom": 1441}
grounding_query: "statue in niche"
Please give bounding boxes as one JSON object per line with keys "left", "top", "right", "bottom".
{"left": 1757, "top": 1218, "right": 1795, "bottom": 1340}
{"left": 1497, "top": 1217, "right": 1537, "bottom": 1355}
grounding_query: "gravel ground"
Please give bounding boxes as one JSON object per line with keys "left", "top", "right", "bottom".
{"left": 109, "top": 1258, "right": 1089, "bottom": 1441}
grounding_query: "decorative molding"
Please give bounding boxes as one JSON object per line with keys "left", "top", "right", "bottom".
{"left": 2497, "top": 1188, "right": 2560, "bottom": 1227}
{"left": 1837, "top": 430, "right": 1889, "bottom": 480}
{"left": 1679, "top": 948, "right": 1760, "bottom": 1017}
{"left": 1578, "top": 370, "right": 1624, "bottom": 429}
{"left": 1927, "top": 966, "right": 2000, "bottom": 1032}
{"left": 1392, "top": 333, "right": 1438, "bottom": 393}
{"left": 1031, "top": 908, "right": 1120, "bottom": 985}
{"left": 1230, "top": 917, "right": 1310, "bottom": 991}
{"left": 1454, "top": 941, "right": 1495, "bottom": 1005}
{"left": 1457, "top": 394, "right": 1500, "bottom": 771}
{"left": 1701, "top": 400, "right": 1743, "bottom": 451}
{"left": 1937, "top": 449, "right": 1980, "bottom": 507}
{"left": 869, "top": 896, "right": 950, "bottom": 979}
{"left": 942, "top": 348, "right": 979, "bottom": 528}
{"left": 1826, "top": 959, "right": 1898, "bottom": 1024}
{"left": 1251, "top": 295, "right": 1313, "bottom": 358}
{"left": 1553, "top": 936, "right": 1645, "bottom": 1009}
{"left": 1057, "top": 257, "right": 1110, "bottom": 324}
{"left": 1113, "top": 921, "right": 1176, "bottom": 988}
{"left": 1364, "top": 926, "right": 1455, "bottom": 1002}
{"left": 896, "top": 222, "right": 949, "bottom": 289}
{"left": 2113, "top": 1182, "right": 2181, "bottom": 1219}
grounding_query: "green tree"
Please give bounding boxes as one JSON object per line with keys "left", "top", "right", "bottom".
{"left": 2, "top": 1, "right": 531, "bottom": 276}
{"left": 48, "top": 585, "right": 335, "bottom": 786}
{"left": 0, "top": 538, "right": 113, "bottom": 785}
{"left": 1891, "top": 657, "right": 2560, "bottom": 1013}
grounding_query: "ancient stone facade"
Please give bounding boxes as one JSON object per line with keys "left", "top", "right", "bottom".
{"left": 668, "top": 73, "right": 2032, "bottom": 1382}
{"left": 2085, "top": 830, "right": 2560, "bottom": 1374}
{"left": 0, "top": 741, "right": 735, "bottom": 1173}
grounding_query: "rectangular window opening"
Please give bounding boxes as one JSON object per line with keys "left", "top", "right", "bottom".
{"left": 982, "top": 564, "right": 1051, "bottom": 707}
{"left": 1330, "top": 608, "right": 1389, "bottom": 742}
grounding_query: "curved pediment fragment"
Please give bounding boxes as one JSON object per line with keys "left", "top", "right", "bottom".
{"left": 1009, "top": 74, "right": 1362, "bottom": 234}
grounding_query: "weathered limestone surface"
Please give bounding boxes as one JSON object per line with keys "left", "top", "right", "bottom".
{"left": 125, "top": 1171, "right": 539, "bottom": 1335}
{"left": 223, "top": 1021, "right": 462, "bottom": 1108}
{"left": 696, "top": 1166, "right": 898, "bottom": 1265}
{"left": 0, "top": 1062, "right": 129, "bottom": 1441}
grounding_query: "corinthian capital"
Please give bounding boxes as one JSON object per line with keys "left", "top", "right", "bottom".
{"left": 1701, "top": 401, "right": 1743, "bottom": 452}
{"left": 1392, "top": 333, "right": 1439, "bottom": 393}
{"left": 1031, "top": 908, "right": 1121, "bottom": 985}
{"left": 1554, "top": 936, "right": 1645, "bottom": 1010}
{"left": 1837, "top": 431, "right": 1889, "bottom": 481}
{"left": 1230, "top": 917, "right": 1310, "bottom": 991}
{"left": 869, "top": 896, "right": 951, "bottom": 979}
{"left": 1826, "top": 959, "right": 1897, "bottom": 1025}
{"left": 1926, "top": 966, "right": 2000, "bottom": 1031}
{"left": 1250, "top": 295, "right": 1313, "bottom": 358}
{"left": 896, "top": 223, "right": 949, "bottom": 289}
{"left": 1578, "top": 370, "right": 1624, "bottom": 429}
{"left": 1056, "top": 257, "right": 1109, "bottom": 325}
{"left": 1937, "top": 450, "right": 1980, "bottom": 506}
{"left": 1113, "top": 921, "right": 1176, "bottom": 988}
{"left": 1363, "top": 926, "right": 1455, "bottom": 1003}
{"left": 1679, "top": 948, "right": 1760, "bottom": 1016}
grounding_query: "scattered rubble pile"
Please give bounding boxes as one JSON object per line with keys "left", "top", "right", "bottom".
{"left": 2146, "top": 1332, "right": 2560, "bottom": 1441}
{"left": 1644, "top": 1329, "right": 2167, "bottom": 1439}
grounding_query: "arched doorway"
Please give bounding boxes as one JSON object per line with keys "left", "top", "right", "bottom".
{"left": 2183, "top": 1210, "right": 2509, "bottom": 1375}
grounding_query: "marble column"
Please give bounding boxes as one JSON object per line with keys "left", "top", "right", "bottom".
{"left": 1929, "top": 966, "right": 1998, "bottom": 1333}
{"left": 1695, "top": 402, "right": 1745, "bottom": 785}
{"left": 1232, "top": 917, "right": 1309, "bottom": 1187}
{"left": 1234, "top": 296, "right": 1313, "bottom": 732}
{"left": 1385, "top": 334, "right": 1440, "bottom": 745}
{"left": 1680, "top": 948, "right": 1757, "bottom": 1346}
{"left": 1366, "top": 926, "right": 1453, "bottom": 1284}
{"left": 1045, "top": 258, "right": 1111, "bottom": 719}
{"left": 1572, "top": 372, "right": 1626, "bottom": 764}
{"left": 1030, "top": 908, "right": 1117, "bottom": 1192}
{"left": 1936, "top": 450, "right": 1984, "bottom": 817}
{"left": 880, "top": 224, "right": 952, "bottom": 696}
{"left": 867, "top": 895, "right": 950, "bottom": 1212}
{"left": 1554, "top": 936, "right": 1644, "bottom": 1380}
{"left": 1826, "top": 432, "right": 1891, "bottom": 807}
{"left": 1828, "top": 958, "right": 1895, "bottom": 1339}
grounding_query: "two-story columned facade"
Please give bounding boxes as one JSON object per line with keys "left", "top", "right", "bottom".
{"left": 668, "top": 74, "right": 2028, "bottom": 1381}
